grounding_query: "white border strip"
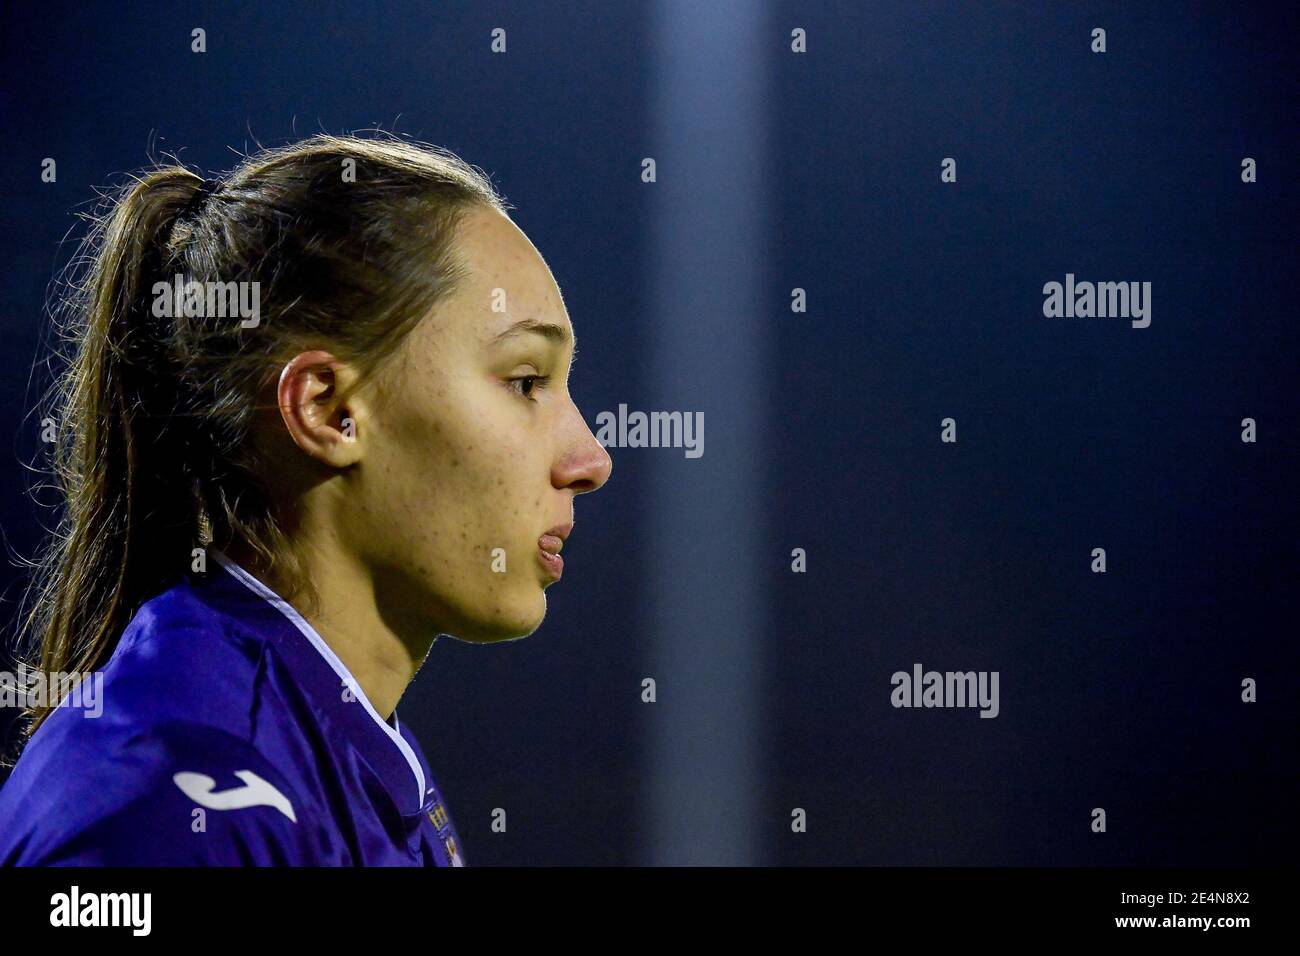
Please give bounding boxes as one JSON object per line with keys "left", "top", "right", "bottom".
{"left": 210, "top": 549, "right": 427, "bottom": 807}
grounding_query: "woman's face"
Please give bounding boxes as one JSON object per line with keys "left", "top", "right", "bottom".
{"left": 343, "top": 206, "right": 612, "bottom": 644}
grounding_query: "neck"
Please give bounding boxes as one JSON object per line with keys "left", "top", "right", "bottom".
{"left": 218, "top": 536, "right": 434, "bottom": 722}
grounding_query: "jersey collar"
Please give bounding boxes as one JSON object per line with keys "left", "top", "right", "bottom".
{"left": 205, "top": 549, "right": 429, "bottom": 815}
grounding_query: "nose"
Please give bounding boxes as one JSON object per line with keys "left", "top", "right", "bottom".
{"left": 553, "top": 410, "right": 613, "bottom": 494}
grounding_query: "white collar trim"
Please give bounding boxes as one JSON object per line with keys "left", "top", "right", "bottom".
{"left": 210, "top": 549, "right": 427, "bottom": 808}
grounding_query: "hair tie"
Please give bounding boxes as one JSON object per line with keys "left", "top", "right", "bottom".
{"left": 182, "top": 177, "right": 219, "bottom": 219}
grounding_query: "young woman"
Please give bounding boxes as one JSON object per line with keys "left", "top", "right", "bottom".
{"left": 0, "top": 134, "right": 612, "bottom": 865}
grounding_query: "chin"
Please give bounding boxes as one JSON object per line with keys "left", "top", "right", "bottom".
{"left": 448, "top": 592, "right": 547, "bottom": 644}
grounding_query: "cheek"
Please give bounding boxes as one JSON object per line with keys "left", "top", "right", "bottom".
{"left": 382, "top": 408, "right": 549, "bottom": 640}
{"left": 370, "top": 388, "right": 540, "bottom": 580}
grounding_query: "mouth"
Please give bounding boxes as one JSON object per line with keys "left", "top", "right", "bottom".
{"left": 537, "top": 522, "right": 572, "bottom": 581}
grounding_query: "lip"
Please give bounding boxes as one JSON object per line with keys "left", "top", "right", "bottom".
{"left": 544, "top": 522, "right": 573, "bottom": 543}
{"left": 537, "top": 522, "right": 572, "bottom": 581}
{"left": 536, "top": 546, "right": 564, "bottom": 580}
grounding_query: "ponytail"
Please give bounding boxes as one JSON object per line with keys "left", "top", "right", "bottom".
{"left": 10, "top": 170, "right": 210, "bottom": 748}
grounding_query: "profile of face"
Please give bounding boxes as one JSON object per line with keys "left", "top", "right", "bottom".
{"left": 278, "top": 207, "right": 612, "bottom": 645}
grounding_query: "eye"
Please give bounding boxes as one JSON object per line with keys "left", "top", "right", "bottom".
{"left": 507, "top": 374, "right": 549, "bottom": 402}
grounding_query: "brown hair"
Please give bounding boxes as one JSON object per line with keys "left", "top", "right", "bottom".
{"left": 8, "top": 132, "right": 508, "bottom": 750}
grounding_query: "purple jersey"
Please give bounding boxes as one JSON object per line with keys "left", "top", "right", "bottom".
{"left": 0, "top": 550, "right": 466, "bottom": 866}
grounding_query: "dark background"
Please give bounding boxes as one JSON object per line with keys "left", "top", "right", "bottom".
{"left": 0, "top": 1, "right": 1295, "bottom": 865}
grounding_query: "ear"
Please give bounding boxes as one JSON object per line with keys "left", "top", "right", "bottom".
{"left": 276, "top": 350, "right": 365, "bottom": 468}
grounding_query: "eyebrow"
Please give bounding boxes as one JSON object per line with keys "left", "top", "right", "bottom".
{"left": 491, "top": 318, "right": 575, "bottom": 350}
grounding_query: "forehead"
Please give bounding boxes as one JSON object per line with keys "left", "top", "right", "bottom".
{"left": 454, "top": 208, "right": 572, "bottom": 341}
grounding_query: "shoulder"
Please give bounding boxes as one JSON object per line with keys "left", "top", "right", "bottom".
{"left": 112, "top": 575, "right": 273, "bottom": 717}
{"left": 0, "top": 719, "right": 321, "bottom": 866}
